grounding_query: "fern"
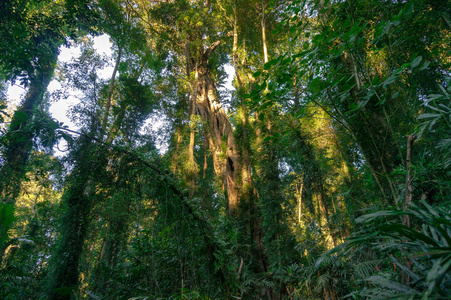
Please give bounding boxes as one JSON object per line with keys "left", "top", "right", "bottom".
{"left": 318, "top": 201, "right": 451, "bottom": 299}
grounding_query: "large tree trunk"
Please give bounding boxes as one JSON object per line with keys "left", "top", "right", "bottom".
{"left": 194, "top": 41, "right": 241, "bottom": 215}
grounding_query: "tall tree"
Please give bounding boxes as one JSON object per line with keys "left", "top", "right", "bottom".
{"left": 1, "top": 0, "right": 450, "bottom": 298}
{"left": 0, "top": 0, "right": 98, "bottom": 204}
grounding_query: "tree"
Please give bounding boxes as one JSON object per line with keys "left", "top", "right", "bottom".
{"left": 1, "top": 0, "right": 450, "bottom": 299}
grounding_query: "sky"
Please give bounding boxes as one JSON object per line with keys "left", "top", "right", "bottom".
{"left": 6, "top": 34, "right": 235, "bottom": 155}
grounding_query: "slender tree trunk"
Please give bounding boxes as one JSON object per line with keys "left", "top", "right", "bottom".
{"left": 261, "top": 0, "right": 269, "bottom": 64}
{"left": 402, "top": 135, "right": 415, "bottom": 226}
{"left": 182, "top": 38, "right": 199, "bottom": 197}
{"left": 203, "top": 134, "right": 209, "bottom": 179}
{"left": 298, "top": 181, "right": 304, "bottom": 224}
{"left": 186, "top": 38, "right": 196, "bottom": 167}
{"left": 401, "top": 134, "right": 415, "bottom": 285}
{"left": 232, "top": 4, "right": 252, "bottom": 202}
{"left": 188, "top": 79, "right": 198, "bottom": 197}
{"left": 101, "top": 46, "right": 122, "bottom": 139}
{"left": 188, "top": 98, "right": 196, "bottom": 165}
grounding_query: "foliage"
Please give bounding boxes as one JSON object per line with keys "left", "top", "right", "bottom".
{"left": 418, "top": 77, "right": 451, "bottom": 171}
{"left": 0, "top": 203, "right": 15, "bottom": 246}
{"left": 0, "top": 0, "right": 450, "bottom": 299}
{"left": 318, "top": 201, "right": 451, "bottom": 299}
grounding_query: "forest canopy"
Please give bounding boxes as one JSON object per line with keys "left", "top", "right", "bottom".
{"left": 0, "top": 0, "right": 450, "bottom": 299}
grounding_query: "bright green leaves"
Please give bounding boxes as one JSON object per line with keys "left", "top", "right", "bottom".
{"left": 0, "top": 203, "right": 16, "bottom": 245}
{"left": 244, "top": 54, "right": 296, "bottom": 113}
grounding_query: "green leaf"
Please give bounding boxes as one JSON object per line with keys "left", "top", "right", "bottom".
{"left": 383, "top": 21, "right": 391, "bottom": 35}
{"left": 405, "top": 2, "right": 414, "bottom": 15}
{"left": 411, "top": 56, "right": 422, "bottom": 68}
{"left": 438, "top": 84, "right": 450, "bottom": 98}
{"left": 382, "top": 74, "right": 398, "bottom": 88}
{"left": 417, "top": 113, "right": 441, "bottom": 120}
{"left": 260, "top": 101, "right": 272, "bottom": 111}
{"left": 401, "top": 62, "right": 410, "bottom": 69}
{"left": 428, "top": 94, "right": 444, "bottom": 101}
{"left": 356, "top": 210, "right": 406, "bottom": 223}
{"left": 420, "top": 61, "right": 430, "bottom": 70}
{"left": 426, "top": 257, "right": 451, "bottom": 293}
{"left": 12, "top": 110, "right": 29, "bottom": 124}
{"left": 379, "top": 224, "right": 440, "bottom": 247}
{"left": 366, "top": 275, "right": 416, "bottom": 293}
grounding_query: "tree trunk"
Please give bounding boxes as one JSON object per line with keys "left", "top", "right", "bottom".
{"left": 0, "top": 44, "right": 59, "bottom": 205}
{"left": 47, "top": 165, "right": 94, "bottom": 299}
{"left": 95, "top": 213, "right": 128, "bottom": 295}
{"left": 194, "top": 41, "right": 241, "bottom": 215}
{"left": 101, "top": 46, "right": 122, "bottom": 139}
{"left": 401, "top": 134, "right": 415, "bottom": 285}
{"left": 188, "top": 75, "right": 198, "bottom": 197}
{"left": 0, "top": 45, "right": 59, "bottom": 268}
{"left": 402, "top": 134, "right": 415, "bottom": 227}
{"left": 47, "top": 137, "right": 105, "bottom": 300}
{"left": 261, "top": 0, "right": 269, "bottom": 64}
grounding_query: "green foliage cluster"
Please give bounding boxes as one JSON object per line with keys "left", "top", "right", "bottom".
{"left": 316, "top": 201, "right": 451, "bottom": 299}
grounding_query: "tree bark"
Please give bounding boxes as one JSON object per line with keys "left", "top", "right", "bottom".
{"left": 401, "top": 134, "right": 415, "bottom": 285}
{"left": 194, "top": 41, "right": 241, "bottom": 215}
{"left": 402, "top": 134, "right": 415, "bottom": 227}
{"left": 261, "top": 0, "right": 269, "bottom": 64}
